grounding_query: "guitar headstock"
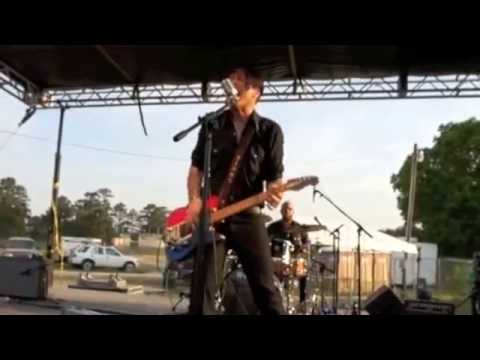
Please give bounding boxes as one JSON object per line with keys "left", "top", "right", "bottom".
{"left": 284, "top": 176, "right": 319, "bottom": 191}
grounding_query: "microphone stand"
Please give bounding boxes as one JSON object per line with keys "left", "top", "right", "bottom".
{"left": 314, "top": 189, "right": 373, "bottom": 314}
{"left": 329, "top": 224, "right": 343, "bottom": 314}
{"left": 173, "top": 104, "right": 231, "bottom": 315}
{"left": 314, "top": 216, "right": 341, "bottom": 314}
{"left": 173, "top": 104, "right": 230, "bottom": 143}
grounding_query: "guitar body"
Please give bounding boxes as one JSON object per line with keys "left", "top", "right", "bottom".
{"left": 166, "top": 196, "right": 219, "bottom": 230}
{"left": 165, "top": 196, "right": 219, "bottom": 263}
{"left": 164, "top": 176, "right": 319, "bottom": 263}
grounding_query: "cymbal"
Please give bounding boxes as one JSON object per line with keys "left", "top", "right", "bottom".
{"left": 287, "top": 224, "right": 326, "bottom": 234}
{"left": 310, "top": 243, "right": 331, "bottom": 248}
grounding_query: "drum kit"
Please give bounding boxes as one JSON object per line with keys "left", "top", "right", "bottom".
{"left": 220, "top": 223, "right": 333, "bottom": 315}
{"left": 164, "top": 222, "right": 335, "bottom": 315}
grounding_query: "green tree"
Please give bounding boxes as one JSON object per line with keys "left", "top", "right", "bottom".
{"left": 0, "top": 177, "right": 30, "bottom": 238}
{"left": 28, "top": 195, "right": 76, "bottom": 241}
{"left": 127, "top": 209, "right": 139, "bottom": 223}
{"left": 112, "top": 202, "right": 128, "bottom": 234}
{"left": 27, "top": 214, "right": 49, "bottom": 241}
{"left": 113, "top": 202, "right": 127, "bottom": 220}
{"left": 58, "top": 195, "right": 75, "bottom": 223}
{"left": 140, "top": 204, "right": 168, "bottom": 234}
{"left": 68, "top": 189, "right": 115, "bottom": 243}
{"left": 391, "top": 118, "right": 480, "bottom": 257}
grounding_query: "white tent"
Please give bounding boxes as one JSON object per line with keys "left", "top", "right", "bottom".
{"left": 286, "top": 217, "right": 418, "bottom": 255}
{"left": 268, "top": 216, "right": 419, "bottom": 287}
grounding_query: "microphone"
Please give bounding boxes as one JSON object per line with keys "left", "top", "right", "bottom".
{"left": 330, "top": 224, "right": 344, "bottom": 236}
{"left": 221, "top": 78, "right": 239, "bottom": 106}
{"left": 202, "top": 78, "right": 239, "bottom": 121}
{"left": 172, "top": 78, "right": 238, "bottom": 143}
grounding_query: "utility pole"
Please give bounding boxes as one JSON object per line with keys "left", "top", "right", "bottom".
{"left": 403, "top": 143, "right": 419, "bottom": 299}
{"left": 48, "top": 107, "right": 67, "bottom": 272}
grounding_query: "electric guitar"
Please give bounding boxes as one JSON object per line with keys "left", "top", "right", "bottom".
{"left": 164, "top": 176, "right": 318, "bottom": 262}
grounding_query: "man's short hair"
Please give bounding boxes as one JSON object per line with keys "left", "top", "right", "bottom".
{"left": 228, "top": 67, "right": 264, "bottom": 97}
{"left": 243, "top": 67, "right": 264, "bottom": 97}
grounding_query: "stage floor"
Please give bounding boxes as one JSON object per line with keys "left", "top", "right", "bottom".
{"left": 0, "top": 283, "right": 186, "bottom": 315}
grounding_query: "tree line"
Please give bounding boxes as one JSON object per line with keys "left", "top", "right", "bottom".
{"left": 0, "top": 179, "right": 169, "bottom": 244}
{"left": 385, "top": 117, "right": 480, "bottom": 258}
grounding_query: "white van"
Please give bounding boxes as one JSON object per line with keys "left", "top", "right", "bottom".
{"left": 1, "top": 237, "right": 42, "bottom": 258}
{"left": 61, "top": 236, "right": 102, "bottom": 259}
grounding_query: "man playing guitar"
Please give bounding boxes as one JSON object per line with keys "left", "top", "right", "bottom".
{"left": 186, "top": 67, "right": 286, "bottom": 314}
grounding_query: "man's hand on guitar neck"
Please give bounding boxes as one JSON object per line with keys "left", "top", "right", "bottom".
{"left": 266, "top": 180, "right": 284, "bottom": 209}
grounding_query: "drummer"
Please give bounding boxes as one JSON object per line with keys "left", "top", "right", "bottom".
{"left": 267, "top": 200, "right": 309, "bottom": 306}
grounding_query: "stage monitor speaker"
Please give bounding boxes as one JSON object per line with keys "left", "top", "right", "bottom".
{"left": 0, "top": 255, "right": 52, "bottom": 299}
{"left": 404, "top": 300, "right": 455, "bottom": 315}
{"left": 364, "top": 285, "right": 404, "bottom": 315}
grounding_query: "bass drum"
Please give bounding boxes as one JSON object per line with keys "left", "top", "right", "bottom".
{"left": 221, "top": 268, "right": 285, "bottom": 315}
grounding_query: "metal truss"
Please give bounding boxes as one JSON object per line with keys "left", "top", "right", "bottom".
{"left": 1, "top": 65, "right": 480, "bottom": 109}
{"left": 0, "top": 60, "right": 42, "bottom": 106}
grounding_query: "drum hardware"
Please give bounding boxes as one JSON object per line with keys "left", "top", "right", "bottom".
{"left": 270, "top": 238, "right": 295, "bottom": 281}
{"left": 172, "top": 291, "right": 190, "bottom": 312}
{"left": 220, "top": 251, "right": 286, "bottom": 315}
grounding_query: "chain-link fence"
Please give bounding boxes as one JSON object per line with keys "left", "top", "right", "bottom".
{"left": 436, "top": 257, "right": 474, "bottom": 300}
{"left": 307, "top": 251, "right": 476, "bottom": 314}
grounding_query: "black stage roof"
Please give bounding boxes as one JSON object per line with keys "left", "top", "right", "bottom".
{"left": 1, "top": 45, "right": 480, "bottom": 91}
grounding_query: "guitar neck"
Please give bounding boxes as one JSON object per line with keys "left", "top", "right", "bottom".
{"left": 212, "top": 192, "right": 268, "bottom": 223}
{"left": 208, "top": 176, "right": 318, "bottom": 225}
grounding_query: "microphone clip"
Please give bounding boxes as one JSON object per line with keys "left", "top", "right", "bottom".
{"left": 312, "top": 187, "right": 323, "bottom": 203}
{"left": 18, "top": 106, "right": 37, "bottom": 128}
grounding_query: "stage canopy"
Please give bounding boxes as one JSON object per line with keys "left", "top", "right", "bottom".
{"left": 1, "top": 45, "right": 480, "bottom": 108}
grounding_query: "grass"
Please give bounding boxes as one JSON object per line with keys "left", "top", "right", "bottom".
{"left": 118, "top": 246, "right": 161, "bottom": 257}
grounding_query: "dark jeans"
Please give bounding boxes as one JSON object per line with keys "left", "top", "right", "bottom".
{"left": 196, "top": 212, "right": 286, "bottom": 315}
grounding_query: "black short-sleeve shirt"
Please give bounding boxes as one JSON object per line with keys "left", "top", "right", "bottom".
{"left": 191, "top": 110, "right": 284, "bottom": 204}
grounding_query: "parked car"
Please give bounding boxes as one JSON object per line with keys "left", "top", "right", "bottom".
{"left": 69, "top": 244, "right": 140, "bottom": 272}
{"left": 0, "top": 237, "right": 42, "bottom": 258}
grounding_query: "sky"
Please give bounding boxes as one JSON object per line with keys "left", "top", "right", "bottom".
{"left": 1, "top": 91, "right": 479, "bottom": 232}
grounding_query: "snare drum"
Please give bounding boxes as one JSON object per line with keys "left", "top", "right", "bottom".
{"left": 272, "top": 257, "right": 291, "bottom": 279}
{"left": 270, "top": 238, "right": 285, "bottom": 258}
{"left": 270, "top": 238, "right": 294, "bottom": 279}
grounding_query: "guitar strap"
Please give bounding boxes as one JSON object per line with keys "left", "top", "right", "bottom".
{"left": 209, "top": 119, "right": 255, "bottom": 298}
{"left": 217, "top": 121, "right": 256, "bottom": 209}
